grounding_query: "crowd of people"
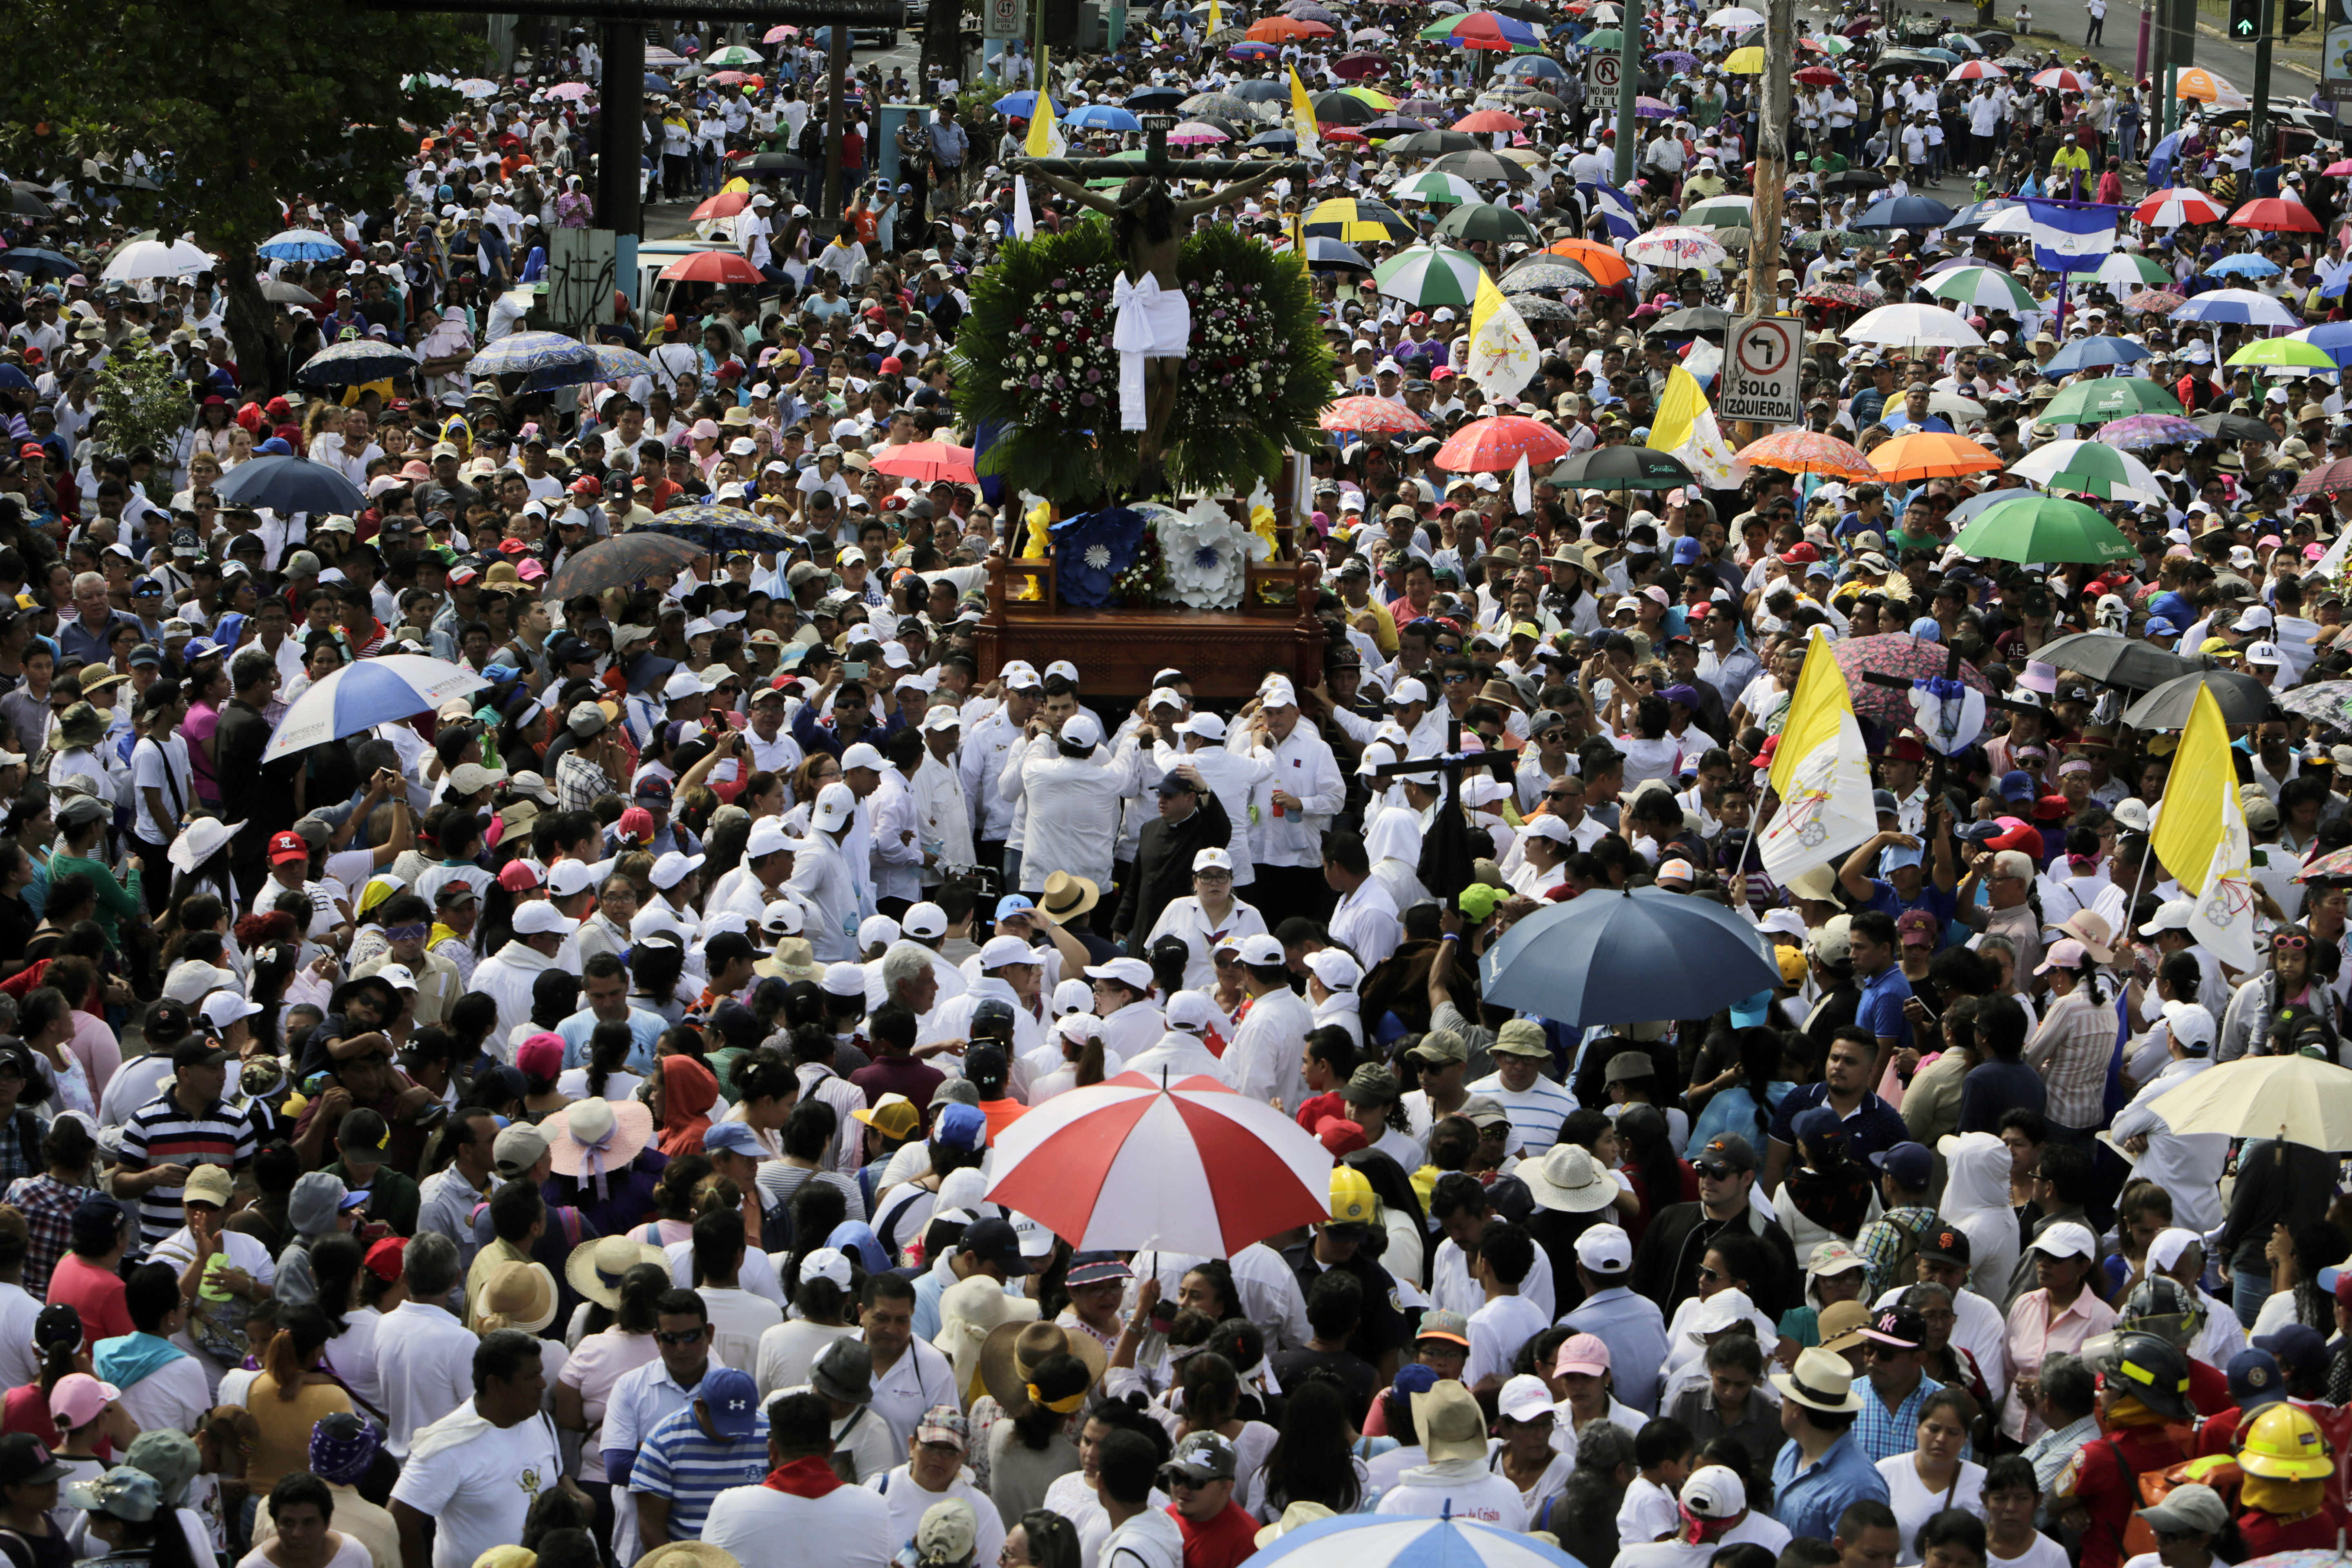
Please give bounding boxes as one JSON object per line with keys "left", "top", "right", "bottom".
{"left": 7, "top": 9, "right": 2352, "bottom": 1568}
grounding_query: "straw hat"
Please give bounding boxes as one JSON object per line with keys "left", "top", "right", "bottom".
{"left": 472, "top": 1261, "right": 558, "bottom": 1334}
{"left": 978, "top": 1321, "right": 1107, "bottom": 1415}
{"left": 933, "top": 1275, "right": 1040, "bottom": 1400}
{"left": 1410, "top": 1379, "right": 1489, "bottom": 1463}
{"left": 633, "top": 1547, "right": 740, "bottom": 1568}
{"left": 546, "top": 1096, "right": 655, "bottom": 1179}
{"left": 565, "top": 1234, "right": 672, "bottom": 1309}
{"left": 1254, "top": 1503, "right": 1337, "bottom": 1548}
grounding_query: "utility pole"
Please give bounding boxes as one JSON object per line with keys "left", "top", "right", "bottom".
{"left": 1734, "top": 0, "right": 1795, "bottom": 444}
{"left": 2251, "top": 0, "right": 2274, "bottom": 161}
{"left": 1611, "top": 0, "right": 1642, "bottom": 185}
{"left": 2162, "top": 0, "right": 2197, "bottom": 138}
{"left": 597, "top": 21, "right": 644, "bottom": 236}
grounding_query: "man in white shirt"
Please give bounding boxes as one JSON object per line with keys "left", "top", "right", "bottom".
{"left": 1224, "top": 933, "right": 1315, "bottom": 1113}
{"left": 858, "top": 1275, "right": 959, "bottom": 1453}
{"left": 374, "top": 1233, "right": 477, "bottom": 1459}
{"left": 389, "top": 1329, "right": 565, "bottom": 1568}
{"left": 702, "top": 1390, "right": 898, "bottom": 1568}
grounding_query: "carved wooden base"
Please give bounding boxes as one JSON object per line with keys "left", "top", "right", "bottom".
{"left": 974, "top": 608, "right": 1327, "bottom": 702}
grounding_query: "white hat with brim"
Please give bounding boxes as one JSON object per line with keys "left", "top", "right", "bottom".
{"left": 1770, "top": 1346, "right": 1864, "bottom": 1414}
{"left": 546, "top": 1096, "right": 656, "bottom": 1180}
{"left": 168, "top": 818, "right": 247, "bottom": 875}
{"left": 1521, "top": 1144, "right": 1620, "bottom": 1214}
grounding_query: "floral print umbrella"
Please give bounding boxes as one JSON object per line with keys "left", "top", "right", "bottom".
{"left": 1831, "top": 635, "right": 1991, "bottom": 728}
{"left": 1737, "top": 430, "right": 1877, "bottom": 479}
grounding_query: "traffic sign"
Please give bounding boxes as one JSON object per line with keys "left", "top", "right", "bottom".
{"left": 1716, "top": 316, "right": 1803, "bottom": 425}
{"left": 984, "top": 0, "right": 1024, "bottom": 35}
{"left": 1588, "top": 52, "right": 1620, "bottom": 93}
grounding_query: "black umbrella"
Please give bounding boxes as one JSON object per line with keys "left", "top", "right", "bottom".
{"left": 2193, "top": 411, "right": 2278, "bottom": 445}
{"left": 545, "top": 532, "right": 707, "bottom": 601}
{"left": 214, "top": 455, "right": 367, "bottom": 515}
{"left": 734, "top": 151, "right": 809, "bottom": 175}
{"left": 1652, "top": 305, "right": 1734, "bottom": 336}
{"left": 1126, "top": 86, "right": 1187, "bottom": 112}
{"left": 9, "top": 184, "right": 51, "bottom": 218}
{"left": 1827, "top": 169, "right": 1893, "bottom": 192}
{"left": 2031, "top": 630, "right": 2206, "bottom": 693}
{"left": 1229, "top": 79, "right": 1290, "bottom": 103}
{"left": 263, "top": 281, "right": 321, "bottom": 305}
{"left": 1388, "top": 130, "right": 1480, "bottom": 156}
{"left": 2120, "top": 669, "right": 2278, "bottom": 730}
{"left": 1310, "top": 91, "right": 1381, "bottom": 125}
{"left": 1550, "top": 446, "right": 1697, "bottom": 489}
{"left": 1428, "top": 149, "right": 1532, "bottom": 184}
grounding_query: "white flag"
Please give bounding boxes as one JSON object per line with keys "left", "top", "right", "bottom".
{"left": 2187, "top": 802, "right": 2259, "bottom": 973}
{"left": 1466, "top": 274, "right": 1539, "bottom": 403}
{"left": 1013, "top": 175, "right": 1036, "bottom": 240}
{"left": 1511, "top": 453, "right": 1531, "bottom": 514}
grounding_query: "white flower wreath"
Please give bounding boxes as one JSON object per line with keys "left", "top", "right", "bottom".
{"left": 1152, "top": 494, "right": 1269, "bottom": 611}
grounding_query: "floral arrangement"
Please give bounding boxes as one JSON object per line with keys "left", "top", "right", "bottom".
{"left": 951, "top": 218, "right": 1332, "bottom": 507}
{"left": 1152, "top": 496, "right": 1266, "bottom": 610}
{"left": 1050, "top": 507, "right": 1150, "bottom": 609}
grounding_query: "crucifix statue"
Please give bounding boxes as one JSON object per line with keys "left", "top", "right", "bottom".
{"left": 1012, "top": 122, "right": 1305, "bottom": 466}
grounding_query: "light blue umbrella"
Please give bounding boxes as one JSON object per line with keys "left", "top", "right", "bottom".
{"left": 1252, "top": 1502, "right": 1590, "bottom": 1568}
{"left": 2207, "top": 254, "right": 2282, "bottom": 278}
{"left": 2292, "top": 322, "right": 2352, "bottom": 368}
{"left": 1479, "top": 885, "right": 1780, "bottom": 1028}
{"left": 259, "top": 229, "right": 347, "bottom": 263}
{"left": 214, "top": 455, "right": 367, "bottom": 517}
{"left": 2173, "top": 287, "right": 2301, "bottom": 327}
{"left": 263, "top": 655, "right": 491, "bottom": 762}
{"left": 467, "top": 330, "right": 599, "bottom": 380}
{"left": 1067, "top": 104, "right": 1141, "bottom": 129}
{"left": 2040, "top": 335, "right": 2151, "bottom": 375}
{"left": 992, "top": 90, "right": 1064, "bottom": 116}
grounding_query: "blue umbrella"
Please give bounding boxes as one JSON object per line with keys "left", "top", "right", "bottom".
{"left": 993, "top": 90, "right": 1064, "bottom": 116}
{"left": 1252, "top": 1503, "right": 1585, "bottom": 1568}
{"left": 213, "top": 455, "right": 368, "bottom": 517}
{"left": 0, "top": 366, "right": 31, "bottom": 394}
{"left": 1227, "top": 40, "right": 1281, "bottom": 57}
{"left": 1126, "top": 86, "right": 1187, "bottom": 111}
{"left": 1853, "top": 194, "right": 1958, "bottom": 230}
{"left": 1251, "top": 129, "right": 1301, "bottom": 150}
{"left": 263, "top": 655, "right": 491, "bottom": 762}
{"left": 467, "top": 330, "right": 598, "bottom": 380}
{"left": 2042, "top": 335, "right": 2152, "bottom": 375}
{"left": 258, "top": 229, "right": 348, "bottom": 263}
{"left": 2174, "top": 287, "right": 2301, "bottom": 327}
{"left": 2207, "top": 254, "right": 2281, "bottom": 278}
{"left": 1497, "top": 55, "right": 1567, "bottom": 79}
{"left": 2296, "top": 322, "right": 2352, "bottom": 368}
{"left": 1294, "top": 236, "right": 1373, "bottom": 269}
{"left": 1477, "top": 884, "right": 1780, "bottom": 1027}
{"left": 0, "top": 249, "right": 78, "bottom": 277}
{"left": 1067, "top": 104, "right": 1141, "bottom": 129}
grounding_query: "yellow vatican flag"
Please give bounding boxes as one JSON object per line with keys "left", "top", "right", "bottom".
{"left": 2149, "top": 683, "right": 2258, "bottom": 969}
{"left": 1648, "top": 366, "right": 1744, "bottom": 488}
{"left": 1759, "top": 627, "right": 1878, "bottom": 885}
{"left": 1289, "top": 65, "right": 1320, "bottom": 156}
{"left": 1025, "top": 91, "right": 1066, "bottom": 158}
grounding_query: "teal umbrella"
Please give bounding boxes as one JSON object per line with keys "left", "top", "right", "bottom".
{"left": 1954, "top": 496, "right": 2138, "bottom": 564}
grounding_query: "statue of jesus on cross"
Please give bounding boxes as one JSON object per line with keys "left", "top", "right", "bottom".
{"left": 1014, "top": 160, "right": 1296, "bottom": 463}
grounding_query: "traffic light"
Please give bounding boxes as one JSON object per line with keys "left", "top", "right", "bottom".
{"left": 2229, "top": 0, "right": 2259, "bottom": 37}
{"left": 2284, "top": 0, "right": 2314, "bottom": 34}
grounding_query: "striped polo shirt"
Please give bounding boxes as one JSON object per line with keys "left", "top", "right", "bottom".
{"left": 119, "top": 1091, "right": 256, "bottom": 1245}
{"left": 630, "top": 1405, "right": 773, "bottom": 1539}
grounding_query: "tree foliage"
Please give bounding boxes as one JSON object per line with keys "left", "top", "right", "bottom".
{"left": 94, "top": 341, "right": 198, "bottom": 502}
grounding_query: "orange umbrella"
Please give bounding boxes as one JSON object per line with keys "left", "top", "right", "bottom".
{"left": 1543, "top": 236, "right": 1630, "bottom": 288}
{"left": 1452, "top": 109, "right": 1526, "bottom": 132}
{"left": 1737, "top": 429, "right": 1877, "bottom": 479}
{"left": 871, "top": 441, "right": 978, "bottom": 484}
{"left": 691, "top": 192, "right": 752, "bottom": 221}
{"left": 1868, "top": 430, "right": 2002, "bottom": 481}
{"left": 1248, "top": 15, "right": 1332, "bottom": 39}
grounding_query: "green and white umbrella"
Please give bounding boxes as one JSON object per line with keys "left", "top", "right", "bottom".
{"left": 1682, "top": 195, "right": 1755, "bottom": 229}
{"left": 1927, "top": 265, "right": 2037, "bottom": 312}
{"left": 2005, "top": 439, "right": 2165, "bottom": 503}
{"left": 1437, "top": 201, "right": 1541, "bottom": 245}
{"left": 706, "top": 44, "right": 764, "bottom": 66}
{"left": 1954, "top": 495, "right": 2139, "bottom": 564}
{"left": 1394, "top": 171, "right": 1482, "bottom": 206}
{"left": 1372, "top": 243, "right": 1488, "bottom": 307}
{"left": 2225, "top": 337, "right": 2337, "bottom": 370}
{"left": 2032, "top": 376, "right": 2185, "bottom": 426}
{"left": 2092, "top": 252, "right": 2171, "bottom": 290}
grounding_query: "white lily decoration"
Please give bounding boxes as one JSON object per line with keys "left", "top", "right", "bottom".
{"left": 1153, "top": 494, "right": 1266, "bottom": 611}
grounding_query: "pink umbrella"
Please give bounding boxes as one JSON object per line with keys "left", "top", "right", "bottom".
{"left": 984, "top": 1073, "right": 1333, "bottom": 1255}
{"left": 1168, "top": 120, "right": 1231, "bottom": 145}
{"left": 547, "top": 82, "right": 592, "bottom": 100}
{"left": 2030, "top": 67, "right": 2092, "bottom": 90}
{"left": 762, "top": 23, "right": 800, "bottom": 40}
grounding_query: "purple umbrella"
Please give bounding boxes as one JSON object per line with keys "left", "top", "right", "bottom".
{"left": 1634, "top": 95, "right": 1673, "bottom": 117}
{"left": 1396, "top": 96, "right": 1450, "bottom": 116}
{"left": 2098, "top": 413, "right": 2208, "bottom": 449}
{"left": 1653, "top": 49, "right": 1700, "bottom": 67}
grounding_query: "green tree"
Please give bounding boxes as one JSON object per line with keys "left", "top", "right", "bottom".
{"left": 94, "top": 341, "right": 197, "bottom": 502}
{"left": 0, "top": 0, "right": 485, "bottom": 388}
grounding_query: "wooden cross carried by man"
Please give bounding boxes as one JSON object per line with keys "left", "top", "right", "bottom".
{"left": 1013, "top": 118, "right": 1305, "bottom": 464}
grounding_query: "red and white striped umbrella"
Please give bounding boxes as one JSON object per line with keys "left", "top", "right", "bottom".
{"left": 2135, "top": 187, "right": 2226, "bottom": 227}
{"left": 1947, "top": 59, "right": 2007, "bottom": 79}
{"left": 2030, "top": 67, "right": 2092, "bottom": 91}
{"left": 983, "top": 1072, "right": 1334, "bottom": 1256}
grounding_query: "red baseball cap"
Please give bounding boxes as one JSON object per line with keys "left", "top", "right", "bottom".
{"left": 17, "top": 444, "right": 42, "bottom": 460}
{"left": 568, "top": 476, "right": 602, "bottom": 497}
{"left": 267, "top": 831, "right": 308, "bottom": 865}
{"left": 1779, "top": 543, "right": 1821, "bottom": 566}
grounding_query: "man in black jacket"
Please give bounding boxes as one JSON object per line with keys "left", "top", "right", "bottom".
{"left": 1112, "top": 761, "right": 1229, "bottom": 951}
{"left": 1629, "top": 1133, "right": 1802, "bottom": 1321}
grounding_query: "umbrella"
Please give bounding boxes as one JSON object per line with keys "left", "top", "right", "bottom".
{"left": 1323, "top": 396, "right": 1431, "bottom": 435}
{"left": 7, "top": 184, "right": 52, "bottom": 218}
{"left": 1625, "top": 227, "right": 1729, "bottom": 267}
{"left": 546, "top": 81, "right": 592, "bottom": 100}
{"left": 1067, "top": 104, "right": 1141, "bottom": 130}
{"left": 1550, "top": 445, "right": 1696, "bottom": 489}
{"left": 1434, "top": 11, "right": 1543, "bottom": 47}
{"left": 1167, "top": 122, "right": 1230, "bottom": 145}
{"left": 1738, "top": 430, "right": 1877, "bottom": 480}
{"left": 1250, "top": 13, "right": 1333, "bottom": 38}
{"left": 1707, "top": 3, "right": 1766, "bottom": 21}
{"left": 1796, "top": 65, "right": 1842, "bottom": 86}
{"left": 1331, "top": 51, "right": 1389, "bottom": 79}
{"left": 2124, "top": 289, "right": 2190, "bottom": 313}
{"left": 261, "top": 281, "right": 319, "bottom": 305}
{"left": 984, "top": 1072, "right": 1331, "bottom": 1254}
{"left": 639, "top": 504, "right": 800, "bottom": 554}
{"left": 2031, "top": 630, "right": 2206, "bottom": 693}
{"left": 1723, "top": 45, "right": 1765, "bottom": 70}
{"left": 1847, "top": 303, "right": 1985, "bottom": 347}
{"left": 1452, "top": 109, "right": 1525, "bottom": 132}
{"left": 1869, "top": 431, "right": 2001, "bottom": 481}
{"left": 262, "top": 655, "right": 490, "bottom": 762}
{"left": 871, "top": 441, "right": 979, "bottom": 484}
{"left": 659, "top": 250, "right": 763, "bottom": 285}
{"left": 1831, "top": 635, "right": 1992, "bottom": 728}
{"left": 295, "top": 341, "right": 416, "bottom": 390}
{"left": 259, "top": 229, "right": 347, "bottom": 263}
{"left": 2148, "top": 1057, "right": 2352, "bottom": 1151}
{"left": 2098, "top": 412, "right": 2208, "bottom": 448}
{"left": 1435, "top": 415, "right": 1569, "bottom": 473}
{"left": 706, "top": 44, "right": 763, "bottom": 65}
{"left": 102, "top": 238, "right": 212, "bottom": 283}
{"left": 2231, "top": 198, "right": 2323, "bottom": 233}
{"left": 1125, "top": 86, "right": 1186, "bottom": 111}
{"left": 214, "top": 455, "right": 367, "bottom": 516}
{"left": 1436, "top": 203, "right": 1539, "bottom": 245}
{"left": 2192, "top": 411, "right": 2280, "bottom": 444}
{"left": 466, "top": 331, "right": 597, "bottom": 381}
{"left": 1929, "top": 266, "right": 2037, "bottom": 312}
{"left": 1650, "top": 305, "right": 1736, "bottom": 336}
{"left": 2288, "top": 323, "right": 2352, "bottom": 369}
{"left": 2119, "top": 669, "right": 2279, "bottom": 730}
{"left": 1541, "top": 238, "right": 1630, "bottom": 287}
{"left": 733, "top": 151, "right": 808, "bottom": 176}
{"left": 2174, "top": 289, "right": 2301, "bottom": 327}
{"left": 2008, "top": 439, "right": 2166, "bottom": 502}
{"left": 2091, "top": 254, "right": 2172, "bottom": 291}
{"left": 1948, "top": 58, "right": 2007, "bottom": 77}
{"left": 1499, "top": 257, "right": 1598, "bottom": 293}
{"left": 2292, "top": 457, "right": 2352, "bottom": 499}
{"left": 543, "top": 533, "right": 707, "bottom": 602}
{"left": 2033, "top": 377, "right": 2185, "bottom": 426}
{"left": 1489, "top": 86, "right": 1566, "bottom": 109}
{"left": 1508, "top": 294, "right": 1578, "bottom": 322}
{"left": 690, "top": 192, "right": 752, "bottom": 221}
{"left": 588, "top": 345, "right": 655, "bottom": 383}
{"left": 1388, "top": 129, "right": 1482, "bottom": 156}
{"left": 1395, "top": 171, "right": 1483, "bottom": 206}
{"left": 1683, "top": 195, "right": 1757, "bottom": 229}
{"left": 2031, "top": 66, "right": 2094, "bottom": 90}
{"left": 1479, "top": 886, "right": 1779, "bottom": 1027}
{"left": 1373, "top": 244, "right": 1488, "bottom": 308}
{"left": 1853, "top": 194, "right": 1958, "bottom": 230}
{"left": 1800, "top": 282, "right": 1882, "bottom": 310}
{"left": 0, "top": 250, "right": 78, "bottom": 277}
{"left": 452, "top": 77, "right": 499, "bottom": 97}
{"left": 1956, "top": 496, "right": 2137, "bottom": 564}
{"left": 1427, "top": 150, "right": 1532, "bottom": 184}
{"left": 2207, "top": 254, "right": 2283, "bottom": 278}
{"left": 1362, "top": 116, "right": 1438, "bottom": 136}
{"left": 2277, "top": 682, "right": 2352, "bottom": 734}
{"left": 2042, "top": 335, "right": 2152, "bottom": 374}
{"left": 993, "top": 90, "right": 1065, "bottom": 116}
{"left": 2226, "top": 338, "right": 2335, "bottom": 370}
{"left": 1305, "top": 198, "right": 1417, "bottom": 242}
{"left": 2173, "top": 65, "right": 2248, "bottom": 104}
{"left": 1289, "top": 237, "right": 1375, "bottom": 270}
{"left": 2136, "top": 187, "right": 2228, "bottom": 227}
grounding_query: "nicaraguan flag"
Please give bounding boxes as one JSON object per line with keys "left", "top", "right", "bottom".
{"left": 2018, "top": 196, "right": 2123, "bottom": 274}
{"left": 1580, "top": 180, "right": 1639, "bottom": 241}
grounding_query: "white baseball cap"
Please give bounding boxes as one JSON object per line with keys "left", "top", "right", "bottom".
{"left": 811, "top": 781, "right": 857, "bottom": 831}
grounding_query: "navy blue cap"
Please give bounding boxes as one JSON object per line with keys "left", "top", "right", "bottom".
{"left": 2254, "top": 1323, "right": 2328, "bottom": 1378}
{"left": 2227, "top": 1348, "right": 2287, "bottom": 1409}
{"left": 1871, "top": 1141, "right": 1933, "bottom": 1190}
